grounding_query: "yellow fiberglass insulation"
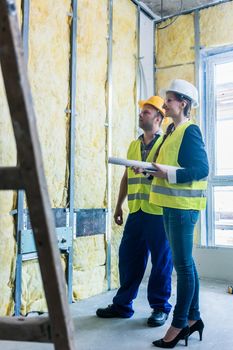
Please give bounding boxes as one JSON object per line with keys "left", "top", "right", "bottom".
{"left": 72, "top": 0, "right": 108, "bottom": 299}
{"left": 75, "top": 0, "right": 108, "bottom": 210}
{"left": 73, "top": 235, "right": 106, "bottom": 300}
{"left": 20, "top": 0, "right": 71, "bottom": 314}
{"left": 155, "top": 14, "right": 195, "bottom": 120}
{"left": 200, "top": 2, "right": 233, "bottom": 48}
{"left": 111, "top": 0, "right": 137, "bottom": 288}
{"left": 28, "top": 0, "right": 70, "bottom": 208}
{"left": 156, "top": 14, "right": 195, "bottom": 68}
{"left": 0, "top": 192, "right": 16, "bottom": 316}
{"left": 0, "top": 67, "right": 17, "bottom": 316}
{"left": 156, "top": 64, "right": 195, "bottom": 96}
{"left": 0, "top": 0, "right": 143, "bottom": 313}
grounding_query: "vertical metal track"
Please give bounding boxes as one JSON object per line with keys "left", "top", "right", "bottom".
{"left": 153, "top": 20, "right": 156, "bottom": 95}
{"left": 106, "top": 0, "right": 113, "bottom": 290}
{"left": 135, "top": 5, "right": 140, "bottom": 138}
{"left": 194, "top": 10, "right": 201, "bottom": 125}
{"left": 67, "top": 0, "right": 78, "bottom": 304}
{"left": 194, "top": 10, "right": 203, "bottom": 246}
{"left": 14, "top": 0, "right": 30, "bottom": 316}
{"left": 21, "top": 0, "right": 29, "bottom": 62}
{"left": 206, "top": 58, "right": 216, "bottom": 247}
{"left": 14, "top": 191, "right": 24, "bottom": 316}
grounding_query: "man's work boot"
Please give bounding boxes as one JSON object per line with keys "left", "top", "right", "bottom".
{"left": 147, "top": 310, "right": 168, "bottom": 327}
{"left": 96, "top": 304, "right": 131, "bottom": 318}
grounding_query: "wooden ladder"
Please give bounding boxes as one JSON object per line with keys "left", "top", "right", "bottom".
{"left": 0, "top": 1, "right": 76, "bottom": 349}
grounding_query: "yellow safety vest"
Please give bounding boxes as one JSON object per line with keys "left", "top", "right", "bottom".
{"left": 127, "top": 136, "right": 163, "bottom": 215}
{"left": 150, "top": 121, "right": 207, "bottom": 210}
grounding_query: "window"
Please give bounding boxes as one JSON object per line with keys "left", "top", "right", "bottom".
{"left": 202, "top": 48, "right": 233, "bottom": 247}
{"left": 215, "top": 61, "right": 233, "bottom": 176}
{"left": 214, "top": 186, "right": 233, "bottom": 246}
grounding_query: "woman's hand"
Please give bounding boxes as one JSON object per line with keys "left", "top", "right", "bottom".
{"left": 151, "top": 163, "right": 168, "bottom": 179}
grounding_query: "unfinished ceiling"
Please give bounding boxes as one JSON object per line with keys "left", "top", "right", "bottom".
{"left": 140, "top": 0, "right": 228, "bottom": 18}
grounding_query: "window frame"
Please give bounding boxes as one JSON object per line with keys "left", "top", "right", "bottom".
{"left": 201, "top": 45, "right": 233, "bottom": 248}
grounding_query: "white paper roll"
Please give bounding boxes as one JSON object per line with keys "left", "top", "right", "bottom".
{"left": 108, "top": 157, "right": 182, "bottom": 171}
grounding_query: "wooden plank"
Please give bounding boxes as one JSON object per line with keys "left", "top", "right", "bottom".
{"left": 0, "top": 2, "right": 76, "bottom": 349}
{"left": 0, "top": 166, "right": 23, "bottom": 189}
{"left": 0, "top": 316, "right": 52, "bottom": 343}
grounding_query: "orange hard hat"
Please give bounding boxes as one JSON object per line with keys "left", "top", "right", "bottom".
{"left": 138, "top": 95, "right": 166, "bottom": 118}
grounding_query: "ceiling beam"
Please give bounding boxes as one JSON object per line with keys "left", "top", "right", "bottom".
{"left": 130, "top": 0, "right": 159, "bottom": 20}
{"left": 154, "top": 0, "right": 232, "bottom": 24}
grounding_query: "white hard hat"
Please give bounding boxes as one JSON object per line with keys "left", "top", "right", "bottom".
{"left": 163, "top": 79, "right": 199, "bottom": 108}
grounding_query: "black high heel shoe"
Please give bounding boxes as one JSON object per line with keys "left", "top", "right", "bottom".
{"left": 189, "top": 319, "right": 204, "bottom": 340}
{"left": 152, "top": 326, "right": 190, "bottom": 348}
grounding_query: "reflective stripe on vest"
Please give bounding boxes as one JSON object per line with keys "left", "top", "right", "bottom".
{"left": 128, "top": 178, "right": 151, "bottom": 185}
{"left": 127, "top": 137, "right": 163, "bottom": 215}
{"left": 151, "top": 185, "right": 207, "bottom": 198}
{"left": 149, "top": 121, "right": 207, "bottom": 210}
{"left": 128, "top": 193, "right": 149, "bottom": 201}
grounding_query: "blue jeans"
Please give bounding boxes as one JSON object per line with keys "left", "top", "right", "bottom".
{"left": 163, "top": 208, "right": 200, "bottom": 328}
{"left": 113, "top": 210, "right": 173, "bottom": 317}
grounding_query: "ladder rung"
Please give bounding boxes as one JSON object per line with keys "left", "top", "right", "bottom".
{"left": 0, "top": 316, "right": 52, "bottom": 343}
{"left": 0, "top": 166, "right": 24, "bottom": 190}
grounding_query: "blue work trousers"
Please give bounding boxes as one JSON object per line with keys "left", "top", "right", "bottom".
{"left": 163, "top": 208, "right": 200, "bottom": 328}
{"left": 112, "top": 209, "right": 173, "bottom": 317}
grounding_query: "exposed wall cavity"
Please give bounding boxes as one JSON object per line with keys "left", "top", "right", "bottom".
{"left": 111, "top": 0, "right": 137, "bottom": 288}
{"left": 73, "top": 235, "right": 106, "bottom": 299}
{"left": 200, "top": 1, "right": 233, "bottom": 48}
{"left": 155, "top": 14, "right": 195, "bottom": 95}
{"left": 21, "top": 0, "right": 71, "bottom": 313}
{"left": 73, "top": 0, "right": 108, "bottom": 300}
{"left": 28, "top": 0, "right": 70, "bottom": 208}
{"left": 156, "top": 2, "right": 233, "bottom": 95}
{"left": 75, "top": 0, "right": 107, "bottom": 210}
{"left": 157, "top": 14, "right": 194, "bottom": 68}
{"left": 0, "top": 0, "right": 138, "bottom": 316}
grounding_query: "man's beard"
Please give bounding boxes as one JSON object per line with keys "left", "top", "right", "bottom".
{"left": 139, "top": 121, "right": 153, "bottom": 131}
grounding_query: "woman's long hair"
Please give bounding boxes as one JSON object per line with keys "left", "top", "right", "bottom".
{"left": 174, "top": 93, "right": 192, "bottom": 117}
{"left": 153, "top": 122, "right": 174, "bottom": 162}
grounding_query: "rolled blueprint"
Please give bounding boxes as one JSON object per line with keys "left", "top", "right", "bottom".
{"left": 108, "top": 157, "right": 182, "bottom": 172}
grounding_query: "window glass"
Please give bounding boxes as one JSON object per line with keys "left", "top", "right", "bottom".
{"left": 203, "top": 51, "right": 233, "bottom": 248}
{"left": 216, "top": 62, "right": 233, "bottom": 175}
{"left": 214, "top": 186, "right": 233, "bottom": 246}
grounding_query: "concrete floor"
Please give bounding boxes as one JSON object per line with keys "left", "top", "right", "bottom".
{"left": 1, "top": 278, "right": 233, "bottom": 349}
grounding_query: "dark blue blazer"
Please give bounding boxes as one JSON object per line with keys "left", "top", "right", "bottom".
{"left": 176, "top": 124, "right": 209, "bottom": 183}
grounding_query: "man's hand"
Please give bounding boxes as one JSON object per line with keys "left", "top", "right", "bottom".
{"left": 114, "top": 207, "right": 123, "bottom": 225}
{"left": 131, "top": 166, "right": 144, "bottom": 174}
{"left": 151, "top": 163, "right": 168, "bottom": 179}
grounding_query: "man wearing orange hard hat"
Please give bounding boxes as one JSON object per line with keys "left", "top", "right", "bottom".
{"left": 138, "top": 95, "right": 166, "bottom": 116}
{"left": 96, "top": 96, "right": 173, "bottom": 328}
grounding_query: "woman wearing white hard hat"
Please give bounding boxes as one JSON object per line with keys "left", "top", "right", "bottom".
{"left": 149, "top": 79, "right": 209, "bottom": 348}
